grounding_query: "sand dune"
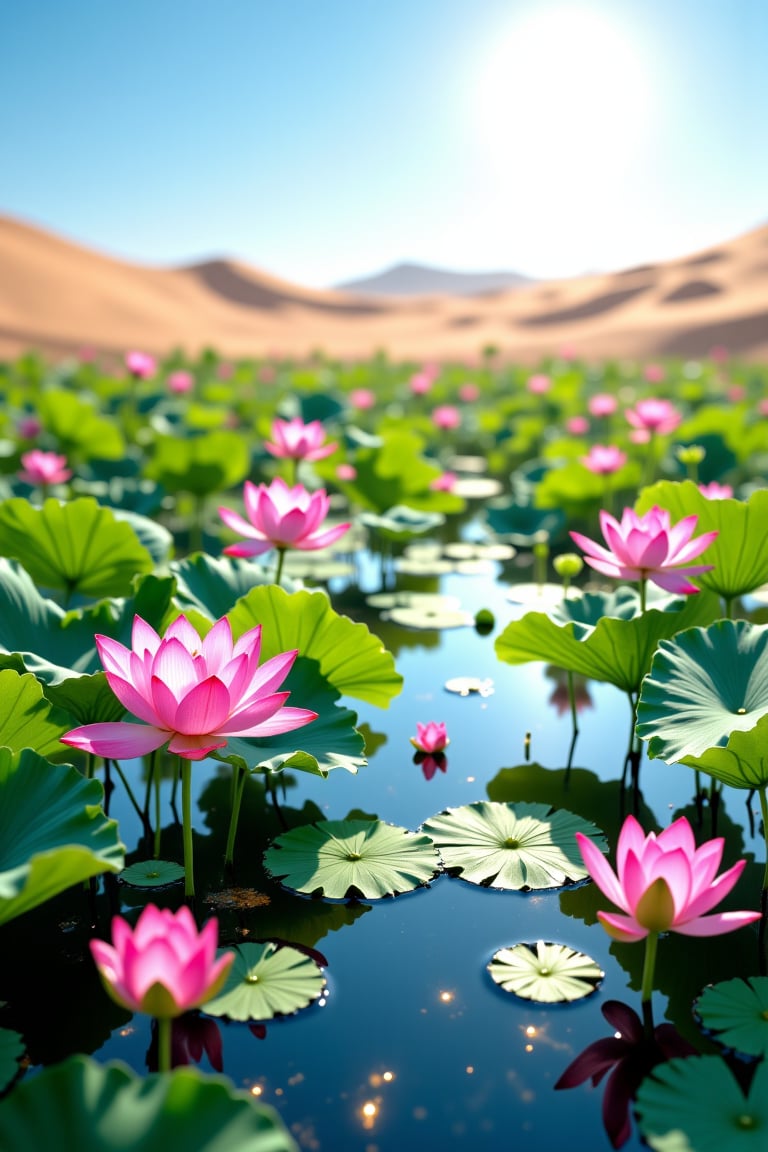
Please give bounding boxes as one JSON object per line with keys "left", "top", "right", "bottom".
{"left": 0, "top": 214, "right": 766, "bottom": 362}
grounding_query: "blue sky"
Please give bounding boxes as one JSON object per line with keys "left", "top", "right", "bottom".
{"left": 1, "top": 0, "right": 766, "bottom": 285}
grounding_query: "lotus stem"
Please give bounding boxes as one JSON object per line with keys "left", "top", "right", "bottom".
{"left": 86, "top": 753, "right": 95, "bottom": 780}
{"left": 156, "top": 1016, "right": 172, "bottom": 1074}
{"left": 181, "top": 757, "right": 195, "bottom": 898}
{"left": 564, "top": 670, "right": 579, "bottom": 786}
{"left": 638, "top": 577, "right": 647, "bottom": 614}
{"left": 640, "top": 930, "right": 659, "bottom": 1033}
{"left": 225, "top": 763, "right": 248, "bottom": 868}
{"left": 274, "top": 546, "right": 286, "bottom": 587}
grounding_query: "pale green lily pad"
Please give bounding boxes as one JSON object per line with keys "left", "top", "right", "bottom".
{"left": 386, "top": 605, "right": 474, "bottom": 630}
{"left": 694, "top": 977, "right": 768, "bottom": 1059}
{"left": 637, "top": 481, "right": 768, "bottom": 602}
{"left": 263, "top": 819, "right": 440, "bottom": 899}
{"left": 119, "top": 860, "right": 185, "bottom": 889}
{"left": 422, "top": 801, "right": 607, "bottom": 890}
{"left": 0, "top": 1055, "right": 299, "bottom": 1151}
{"left": 393, "top": 557, "right": 454, "bottom": 576}
{"left": 204, "top": 942, "right": 326, "bottom": 1021}
{"left": 488, "top": 941, "right": 604, "bottom": 1002}
{"left": 635, "top": 1055, "right": 768, "bottom": 1151}
{"left": 495, "top": 588, "right": 719, "bottom": 694}
{"left": 366, "top": 592, "right": 462, "bottom": 612}
{"left": 0, "top": 1029, "right": 25, "bottom": 1093}
{"left": 637, "top": 620, "right": 768, "bottom": 788}
{"left": 0, "top": 497, "right": 153, "bottom": 599}
{"left": 0, "top": 748, "right": 125, "bottom": 927}
{"left": 228, "top": 585, "right": 402, "bottom": 708}
{"left": 359, "top": 505, "right": 445, "bottom": 541}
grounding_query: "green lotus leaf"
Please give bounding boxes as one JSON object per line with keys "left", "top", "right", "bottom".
{"left": 119, "top": 860, "right": 186, "bottom": 889}
{"left": 422, "top": 801, "right": 607, "bottom": 890}
{"left": 44, "top": 672, "right": 127, "bottom": 726}
{"left": 485, "top": 499, "right": 565, "bottom": 546}
{"left": 228, "top": 585, "right": 403, "bottom": 708}
{"left": 37, "top": 389, "right": 125, "bottom": 460}
{"left": 0, "top": 497, "right": 153, "bottom": 600}
{"left": 0, "top": 563, "right": 175, "bottom": 684}
{"left": 0, "top": 669, "right": 72, "bottom": 756}
{"left": 112, "top": 508, "right": 174, "bottom": 566}
{"left": 145, "top": 431, "right": 250, "bottom": 497}
{"left": 487, "top": 941, "right": 604, "bottom": 1002}
{"left": 264, "top": 818, "right": 440, "bottom": 899}
{"left": 0, "top": 1055, "right": 299, "bottom": 1151}
{"left": 635, "top": 1055, "right": 768, "bottom": 1151}
{"left": 0, "top": 748, "right": 125, "bottom": 926}
{"left": 495, "top": 589, "right": 719, "bottom": 693}
{"left": 636, "top": 481, "right": 768, "bottom": 601}
{"left": 204, "top": 942, "right": 326, "bottom": 1021}
{"left": 170, "top": 553, "right": 277, "bottom": 621}
{"left": 535, "top": 459, "right": 641, "bottom": 513}
{"left": 637, "top": 620, "right": 768, "bottom": 787}
{"left": 695, "top": 977, "right": 768, "bottom": 1059}
{"left": 359, "top": 505, "right": 446, "bottom": 541}
{"left": 0, "top": 1029, "right": 24, "bottom": 1094}
{"left": 213, "top": 657, "right": 366, "bottom": 778}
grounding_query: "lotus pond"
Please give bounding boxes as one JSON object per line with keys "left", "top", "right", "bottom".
{"left": 1, "top": 350, "right": 768, "bottom": 1152}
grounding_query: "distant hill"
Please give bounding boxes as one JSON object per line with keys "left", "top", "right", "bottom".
{"left": 335, "top": 261, "right": 534, "bottom": 297}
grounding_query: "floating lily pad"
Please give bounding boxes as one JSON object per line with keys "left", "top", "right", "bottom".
{"left": 635, "top": 1055, "right": 768, "bottom": 1151}
{"left": 422, "top": 801, "right": 608, "bottom": 890}
{"left": 444, "top": 676, "right": 495, "bottom": 696}
{"left": 488, "top": 941, "right": 604, "bottom": 1002}
{"left": 0, "top": 1055, "right": 299, "bottom": 1151}
{"left": 694, "top": 977, "right": 768, "bottom": 1059}
{"left": 359, "top": 505, "right": 445, "bottom": 541}
{"left": 203, "top": 942, "right": 325, "bottom": 1022}
{"left": 119, "top": 860, "right": 185, "bottom": 889}
{"left": 452, "top": 477, "right": 503, "bottom": 499}
{"left": 506, "top": 582, "right": 578, "bottom": 609}
{"left": 263, "top": 819, "right": 440, "bottom": 899}
{"left": 366, "top": 592, "right": 462, "bottom": 612}
{"left": 0, "top": 1029, "right": 24, "bottom": 1093}
{"left": 386, "top": 605, "right": 474, "bottom": 630}
{"left": 394, "top": 557, "right": 454, "bottom": 577}
{"left": 443, "top": 542, "right": 516, "bottom": 561}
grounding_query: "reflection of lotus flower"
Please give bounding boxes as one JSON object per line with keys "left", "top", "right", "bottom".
{"left": 555, "top": 999, "right": 696, "bottom": 1148}
{"left": 219, "top": 478, "right": 350, "bottom": 558}
{"left": 90, "top": 905, "right": 234, "bottom": 1019}
{"left": 418, "top": 753, "right": 448, "bottom": 780}
{"left": 575, "top": 814, "right": 760, "bottom": 942}
{"left": 570, "top": 506, "right": 717, "bottom": 594}
{"left": 171, "top": 1012, "right": 224, "bottom": 1071}
{"left": 581, "top": 445, "right": 627, "bottom": 475}
{"left": 410, "top": 721, "right": 449, "bottom": 753}
{"left": 19, "top": 450, "right": 71, "bottom": 486}
{"left": 546, "top": 670, "right": 593, "bottom": 717}
{"left": 61, "top": 613, "right": 317, "bottom": 760}
{"left": 624, "top": 398, "right": 681, "bottom": 436}
{"left": 265, "top": 417, "right": 337, "bottom": 462}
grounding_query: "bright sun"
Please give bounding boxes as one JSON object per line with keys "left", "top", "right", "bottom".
{"left": 469, "top": 4, "right": 656, "bottom": 273}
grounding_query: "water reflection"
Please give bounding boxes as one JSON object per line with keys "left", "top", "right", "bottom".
{"left": 554, "top": 999, "right": 696, "bottom": 1148}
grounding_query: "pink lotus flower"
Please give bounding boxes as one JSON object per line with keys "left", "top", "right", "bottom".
{"left": 125, "top": 350, "right": 156, "bottom": 379}
{"left": 430, "top": 471, "right": 457, "bottom": 492}
{"left": 458, "top": 382, "right": 480, "bottom": 403}
{"left": 569, "top": 506, "right": 717, "bottom": 593}
{"left": 643, "top": 363, "right": 665, "bottom": 383}
{"left": 527, "top": 373, "right": 551, "bottom": 395}
{"left": 18, "top": 415, "right": 42, "bottom": 439}
{"left": 567, "top": 416, "right": 590, "bottom": 435}
{"left": 624, "top": 398, "right": 681, "bottom": 436}
{"left": 410, "top": 721, "right": 449, "bottom": 754}
{"left": 90, "top": 904, "right": 234, "bottom": 1019}
{"left": 410, "top": 372, "right": 433, "bottom": 395}
{"left": 264, "top": 417, "right": 336, "bottom": 462}
{"left": 581, "top": 445, "right": 627, "bottom": 475}
{"left": 588, "top": 393, "right": 618, "bottom": 418}
{"left": 699, "top": 481, "right": 733, "bottom": 500}
{"left": 709, "top": 344, "right": 729, "bottom": 363}
{"left": 431, "top": 405, "right": 461, "bottom": 430}
{"left": 349, "top": 388, "right": 375, "bottom": 409}
{"left": 335, "top": 463, "right": 358, "bottom": 481}
{"left": 167, "top": 370, "right": 194, "bottom": 394}
{"left": 219, "top": 478, "right": 350, "bottom": 558}
{"left": 575, "top": 814, "right": 761, "bottom": 943}
{"left": 61, "top": 613, "right": 317, "bottom": 761}
{"left": 19, "top": 450, "right": 71, "bottom": 486}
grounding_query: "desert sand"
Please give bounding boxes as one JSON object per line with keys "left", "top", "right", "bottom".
{"left": 0, "top": 214, "right": 766, "bottom": 363}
